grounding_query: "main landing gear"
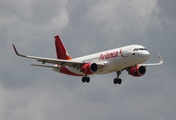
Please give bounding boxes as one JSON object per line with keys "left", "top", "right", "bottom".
{"left": 82, "top": 76, "right": 90, "bottom": 83}
{"left": 81, "top": 71, "right": 122, "bottom": 84}
{"left": 113, "top": 71, "right": 122, "bottom": 84}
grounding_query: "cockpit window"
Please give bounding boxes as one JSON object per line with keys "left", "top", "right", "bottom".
{"left": 133, "top": 48, "right": 137, "bottom": 51}
{"left": 133, "top": 48, "right": 147, "bottom": 51}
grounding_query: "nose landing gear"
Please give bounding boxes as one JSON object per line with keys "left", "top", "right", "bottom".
{"left": 113, "top": 71, "right": 122, "bottom": 84}
{"left": 113, "top": 78, "right": 122, "bottom": 84}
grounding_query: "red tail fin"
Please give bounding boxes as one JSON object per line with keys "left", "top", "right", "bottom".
{"left": 54, "top": 35, "right": 72, "bottom": 60}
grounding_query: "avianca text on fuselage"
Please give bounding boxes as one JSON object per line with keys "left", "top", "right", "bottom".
{"left": 99, "top": 49, "right": 125, "bottom": 61}
{"left": 12, "top": 35, "right": 163, "bottom": 85}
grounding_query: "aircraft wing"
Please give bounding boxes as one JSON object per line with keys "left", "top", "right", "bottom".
{"left": 12, "top": 44, "right": 105, "bottom": 68}
{"left": 141, "top": 53, "right": 163, "bottom": 67}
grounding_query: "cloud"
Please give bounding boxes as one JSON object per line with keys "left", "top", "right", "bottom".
{"left": 0, "top": 0, "right": 176, "bottom": 120}
{"left": 87, "top": 0, "right": 157, "bottom": 36}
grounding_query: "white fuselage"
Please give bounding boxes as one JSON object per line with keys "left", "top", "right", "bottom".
{"left": 54, "top": 45, "right": 150, "bottom": 76}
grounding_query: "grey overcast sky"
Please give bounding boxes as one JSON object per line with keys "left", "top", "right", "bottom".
{"left": 0, "top": 0, "right": 176, "bottom": 120}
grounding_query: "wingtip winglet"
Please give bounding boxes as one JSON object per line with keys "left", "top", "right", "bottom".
{"left": 158, "top": 53, "right": 163, "bottom": 64}
{"left": 12, "top": 44, "right": 18, "bottom": 55}
{"left": 12, "top": 44, "right": 26, "bottom": 57}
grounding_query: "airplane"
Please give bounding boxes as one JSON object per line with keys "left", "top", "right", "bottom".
{"left": 12, "top": 35, "right": 163, "bottom": 84}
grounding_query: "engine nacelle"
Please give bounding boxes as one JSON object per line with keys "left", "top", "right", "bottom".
{"left": 81, "top": 63, "right": 98, "bottom": 74}
{"left": 129, "top": 65, "right": 146, "bottom": 77}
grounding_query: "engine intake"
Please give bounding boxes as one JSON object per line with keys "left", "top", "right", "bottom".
{"left": 81, "top": 63, "right": 98, "bottom": 74}
{"left": 129, "top": 65, "right": 146, "bottom": 77}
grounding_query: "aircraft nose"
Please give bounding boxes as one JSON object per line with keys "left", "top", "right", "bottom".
{"left": 144, "top": 51, "right": 150, "bottom": 60}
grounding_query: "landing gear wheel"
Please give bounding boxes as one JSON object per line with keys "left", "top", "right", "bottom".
{"left": 113, "top": 78, "right": 122, "bottom": 84}
{"left": 82, "top": 77, "right": 86, "bottom": 83}
{"left": 86, "top": 77, "right": 90, "bottom": 83}
{"left": 117, "top": 78, "right": 122, "bottom": 84}
{"left": 114, "top": 78, "right": 118, "bottom": 84}
{"left": 82, "top": 77, "right": 90, "bottom": 83}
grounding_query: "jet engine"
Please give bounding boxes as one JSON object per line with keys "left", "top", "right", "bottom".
{"left": 81, "top": 63, "right": 98, "bottom": 74}
{"left": 129, "top": 65, "right": 146, "bottom": 77}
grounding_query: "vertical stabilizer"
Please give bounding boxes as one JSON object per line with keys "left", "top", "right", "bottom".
{"left": 54, "top": 35, "right": 72, "bottom": 60}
